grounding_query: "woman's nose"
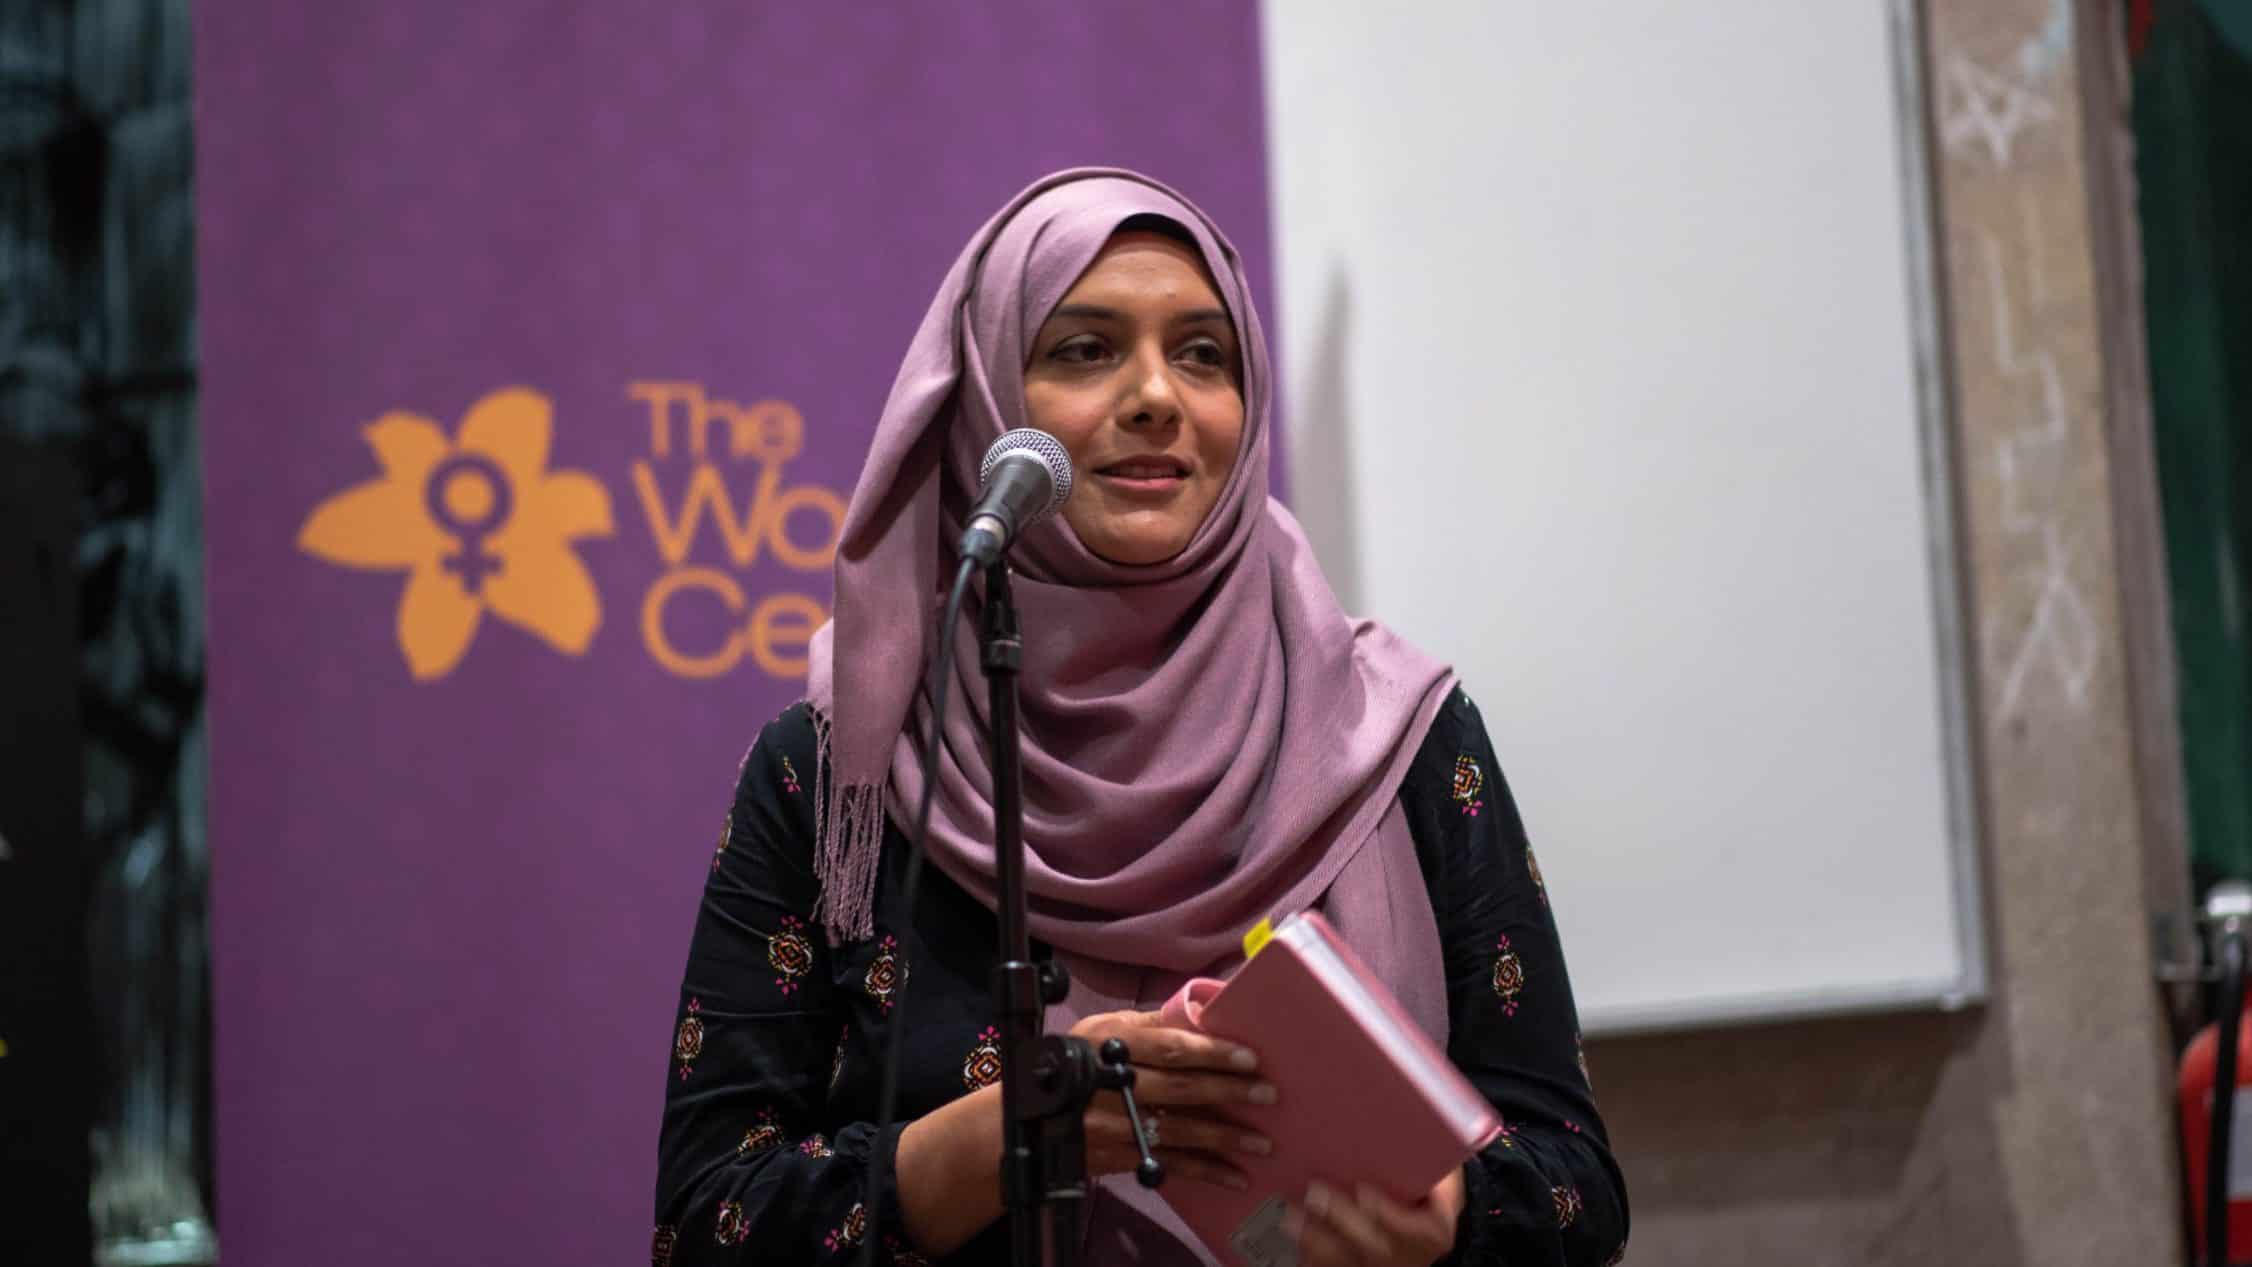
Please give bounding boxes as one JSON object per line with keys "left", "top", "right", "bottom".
{"left": 1122, "top": 346, "right": 1182, "bottom": 428}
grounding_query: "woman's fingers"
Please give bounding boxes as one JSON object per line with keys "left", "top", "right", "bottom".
{"left": 1066, "top": 1011, "right": 1268, "bottom": 1110}
{"left": 1284, "top": 1203, "right": 1354, "bottom": 1267}
{"left": 1083, "top": 1103, "right": 1265, "bottom": 1191}
{"left": 1350, "top": 1182, "right": 1453, "bottom": 1260}
{"left": 1130, "top": 1064, "right": 1278, "bottom": 1108}
{"left": 1085, "top": 1134, "right": 1252, "bottom": 1190}
{"left": 1071, "top": 1012, "right": 1271, "bottom": 1195}
{"left": 1071, "top": 1010, "right": 1260, "bottom": 1072}
{"left": 1086, "top": 1105, "right": 1271, "bottom": 1158}
{"left": 1285, "top": 1179, "right": 1459, "bottom": 1267}
{"left": 1303, "top": 1181, "right": 1396, "bottom": 1264}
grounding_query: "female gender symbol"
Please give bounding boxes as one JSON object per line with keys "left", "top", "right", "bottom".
{"left": 423, "top": 453, "right": 514, "bottom": 595}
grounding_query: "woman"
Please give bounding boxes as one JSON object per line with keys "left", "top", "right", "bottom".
{"left": 654, "top": 168, "right": 1627, "bottom": 1267}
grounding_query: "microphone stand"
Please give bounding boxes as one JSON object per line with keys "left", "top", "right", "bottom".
{"left": 980, "top": 559, "right": 1163, "bottom": 1267}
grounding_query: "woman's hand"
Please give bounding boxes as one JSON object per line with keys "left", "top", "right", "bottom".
{"left": 1067, "top": 1009, "right": 1275, "bottom": 1191}
{"left": 1287, "top": 1168, "right": 1465, "bottom": 1267}
{"left": 897, "top": 1009, "right": 1269, "bottom": 1255}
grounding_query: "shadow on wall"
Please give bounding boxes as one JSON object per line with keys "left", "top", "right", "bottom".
{"left": 1587, "top": 1008, "right": 2028, "bottom": 1265}
{"left": 1289, "top": 267, "right": 1365, "bottom": 614}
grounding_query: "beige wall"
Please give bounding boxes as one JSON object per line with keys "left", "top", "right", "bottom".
{"left": 1581, "top": 1, "right": 2191, "bottom": 1263}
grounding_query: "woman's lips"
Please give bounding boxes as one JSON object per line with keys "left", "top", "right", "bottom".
{"left": 1093, "top": 460, "right": 1189, "bottom": 497}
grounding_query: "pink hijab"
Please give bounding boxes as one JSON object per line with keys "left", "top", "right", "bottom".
{"left": 806, "top": 167, "right": 1455, "bottom": 1037}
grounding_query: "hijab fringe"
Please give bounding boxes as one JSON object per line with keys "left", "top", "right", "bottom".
{"left": 809, "top": 704, "right": 883, "bottom": 944}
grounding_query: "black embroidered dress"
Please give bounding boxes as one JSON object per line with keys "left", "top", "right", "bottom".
{"left": 654, "top": 691, "right": 1628, "bottom": 1266}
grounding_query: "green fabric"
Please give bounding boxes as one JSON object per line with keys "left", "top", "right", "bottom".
{"left": 2137, "top": 2, "right": 2252, "bottom": 883}
{"left": 2200, "top": 0, "right": 2252, "bottom": 61}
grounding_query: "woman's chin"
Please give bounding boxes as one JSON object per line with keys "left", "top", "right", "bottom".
{"left": 1080, "top": 523, "right": 1194, "bottom": 567}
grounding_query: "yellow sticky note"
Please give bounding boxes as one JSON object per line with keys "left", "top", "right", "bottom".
{"left": 1243, "top": 917, "right": 1275, "bottom": 960}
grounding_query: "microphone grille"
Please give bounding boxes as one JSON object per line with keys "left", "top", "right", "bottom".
{"left": 979, "top": 428, "right": 1075, "bottom": 520}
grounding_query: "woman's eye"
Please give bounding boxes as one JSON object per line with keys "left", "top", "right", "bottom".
{"left": 1051, "top": 337, "right": 1107, "bottom": 364}
{"left": 1177, "top": 339, "right": 1230, "bottom": 368}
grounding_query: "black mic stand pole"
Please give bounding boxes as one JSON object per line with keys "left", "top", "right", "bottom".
{"left": 980, "top": 560, "right": 1162, "bottom": 1267}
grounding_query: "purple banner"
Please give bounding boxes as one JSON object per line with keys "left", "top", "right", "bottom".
{"left": 192, "top": 7, "right": 1273, "bottom": 1262}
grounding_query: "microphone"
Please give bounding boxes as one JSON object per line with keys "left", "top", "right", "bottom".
{"left": 959, "top": 429, "right": 1074, "bottom": 566}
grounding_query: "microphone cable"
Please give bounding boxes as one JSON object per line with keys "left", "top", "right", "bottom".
{"left": 859, "top": 551, "right": 980, "bottom": 1267}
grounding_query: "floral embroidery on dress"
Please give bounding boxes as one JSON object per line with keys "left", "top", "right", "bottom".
{"left": 799, "top": 1133, "right": 833, "bottom": 1158}
{"left": 1527, "top": 844, "right": 1548, "bottom": 906}
{"left": 674, "top": 998, "right": 705, "bottom": 1080}
{"left": 781, "top": 754, "right": 802, "bottom": 795}
{"left": 1552, "top": 1185, "right": 1583, "bottom": 1229}
{"left": 737, "top": 1106, "right": 785, "bottom": 1156}
{"left": 652, "top": 1223, "right": 677, "bottom": 1267}
{"left": 1451, "top": 754, "right": 1485, "bottom": 816}
{"left": 864, "top": 935, "right": 907, "bottom": 1013}
{"left": 715, "top": 1199, "right": 749, "bottom": 1245}
{"left": 885, "top": 1235, "right": 934, "bottom": 1267}
{"left": 768, "top": 915, "right": 814, "bottom": 994}
{"left": 963, "top": 1026, "right": 1003, "bottom": 1091}
{"left": 824, "top": 1202, "right": 868, "bottom": 1252}
{"left": 1491, "top": 1115, "right": 1515, "bottom": 1149}
{"left": 1492, "top": 936, "right": 1525, "bottom": 1016}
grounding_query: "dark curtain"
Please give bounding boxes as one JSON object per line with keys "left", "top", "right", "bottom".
{"left": 0, "top": 1, "right": 210, "bottom": 1264}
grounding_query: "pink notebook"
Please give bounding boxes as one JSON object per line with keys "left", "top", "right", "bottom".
{"left": 1153, "top": 912, "right": 1501, "bottom": 1266}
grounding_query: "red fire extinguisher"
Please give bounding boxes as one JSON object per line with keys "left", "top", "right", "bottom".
{"left": 2182, "top": 883, "right": 2252, "bottom": 1267}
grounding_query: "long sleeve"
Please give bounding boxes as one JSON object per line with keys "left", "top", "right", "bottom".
{"left": 653, "top": 705, "right": 921, "bottom": 1267}
{"left": 1405, "top": 690, "right": 1630, "bottom": 1267}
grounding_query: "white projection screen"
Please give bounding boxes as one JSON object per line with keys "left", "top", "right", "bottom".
{"left": 1260, "top": 0, "right": 1984, "bottom": 1033}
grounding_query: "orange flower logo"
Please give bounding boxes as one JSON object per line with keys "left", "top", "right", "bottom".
{"left": 298, "top": 387, "right": 615, "bottom": 680}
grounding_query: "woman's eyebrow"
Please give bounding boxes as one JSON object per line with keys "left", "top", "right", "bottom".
{"left": 1046, "top": 304, "right": 1232, "bottom": 326}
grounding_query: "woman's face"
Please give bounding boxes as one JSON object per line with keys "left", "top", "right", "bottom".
{"left": 1023, "top": 229, "right": 1246, "bottom": 567}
